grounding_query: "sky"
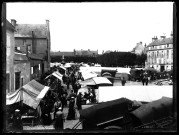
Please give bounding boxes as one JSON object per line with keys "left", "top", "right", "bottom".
{"left": 6, "top": 2, "right": 173, "bottom": 54}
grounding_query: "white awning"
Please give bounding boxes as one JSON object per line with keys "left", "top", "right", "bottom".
{"left": 36, "top": 86, "right": 49, "bottom": 99}
{"left": 97, "top": 86, "right": 173, "bottom": 103}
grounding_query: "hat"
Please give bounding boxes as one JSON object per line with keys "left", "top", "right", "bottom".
{"left": 15, "top": 109, "right": 20, "bottom": 112}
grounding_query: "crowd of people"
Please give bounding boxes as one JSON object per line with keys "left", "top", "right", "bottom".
{"left": 8, "top": 64, "right": 98, "bottom": 131}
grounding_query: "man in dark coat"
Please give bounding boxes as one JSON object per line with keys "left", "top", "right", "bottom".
{"left": 145, "top": 76, "right": 149, "bottom": 86}
{"left": 76, "top": 92, "right": 82, "bottom": 110}
{"left": 121, "top": 77, "right": 126, "bottom": 86}
{"left": 67, "top": 97, "right": 76, "bottom": 120}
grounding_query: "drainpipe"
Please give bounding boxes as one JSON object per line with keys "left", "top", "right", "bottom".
{"left": 32, "top": 31, "right": 34, "bottom": 54}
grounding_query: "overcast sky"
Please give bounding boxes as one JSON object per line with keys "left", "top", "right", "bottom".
{"left": 6, "top": 2, "right": 173, "bottom": 54}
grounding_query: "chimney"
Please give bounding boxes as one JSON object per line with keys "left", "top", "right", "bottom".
{"left": 140, "top": 41, "right": 142, "bottom": 45}
{"left": 170, "top": 31, "right": 173, "bottom": 37}
{"left": 11, "top": 19, "right": 16, "bottom": 27}
{"left": 152, "top": 36, "right": 158, "bottom": 42}
{"left": 144, "top": 43, "right": 146, "bottom": 47}
{"left": 160, "top": 35, "right": 166, "bottom": 39}
{"left": 46, "top": 20, "right": 50, "bottom": 31}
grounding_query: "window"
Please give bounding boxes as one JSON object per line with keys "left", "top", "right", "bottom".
{"left": 31, "top": 67, "right": 33, "bottom": 74}
{"left": 7, "top": 34, "right": 11, "bottom": 47}
{"left": 39, "top": 64, "right": 41, "bottom": 70}
{"left": 157, "top": 51, "right": 159, "bottom": 57}
{"left": 6, "top": 73, "right": 10, "bottom": 93}
{"left": 167, "top": 50, "right": 169, "bottom": 59}
{"left": 15, "top": 72, "right": 21, "bottom": 90}
{"left": 171, "top": 50, "right": 173, "bottom": 59}
{"left": 27, "top": 44, "right": 31, "bottom": 53}
{"left": 167, "top": 44, "right": 169, "bottom": 47}
{"left": 23, "top": 39, "right": 26, "bottom": 46}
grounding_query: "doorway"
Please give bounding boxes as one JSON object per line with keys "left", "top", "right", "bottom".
{"left": 160, "top": 66, "right": 164, "bottom": 72}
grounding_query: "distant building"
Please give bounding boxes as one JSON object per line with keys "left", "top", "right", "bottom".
{"left": 11, "top": 19, "right": 51, "bottom": 80}
{"left": 103, "top": 50, "right": 112, "bottom": 54}
{"left": 51, "top": 49, "right": 98, "bottom": 57}
{"left": 74, "top": 49, "right": 98, "bottom": 57}
{"left": 131, "top": 41, "right": 146, "bottom": 55}
{"left": 51, "top": 51, "right": 75, "bottom": 57}
{"left": 145, "top": 34, "right": 173, "bottom": 72}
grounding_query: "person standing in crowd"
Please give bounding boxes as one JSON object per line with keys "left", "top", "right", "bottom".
{"left": 121, "top": 77, "right": 126, "bottom": 86}
{"left": 83, "top": 92, "right": 90, "bottom": 104}
{"left": 53, "top": 109, "right": 64, "bottom": 130}
{"left": 68, "top": 90, "right": 77, "bottom": 100}
{"left": 145, "top": 76, "right": 149, "bottom": 86}
{"left": 66, "top": 75, "right": 70, "bottom": 89}
{"left": 47, "top": 78, "right": 51, "bottom": 86}
{"left": 42, "top": 101, "right": 51, "bottom": 125}
{"left": 12, "top": 109, "right": 23, "bottom": 131}
{"left": 53, "top": 98, "right": 62, "bottom": 118}
{"left": 67, "top": 97, "right": 76, "bottom": 120}
{"left": 91, "top": 88, "right": 96, "bottom": 103}
{"left": 60, "top": 94, "right": 67, "bottom": 111}
{"left": 76, "top": 92, "right": 82, "bottom": 110}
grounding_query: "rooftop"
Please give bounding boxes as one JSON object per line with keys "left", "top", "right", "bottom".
{"left": 14, "top": 24, "right": 48, "bottom": 38}
{"left": 147, "top": 37, "right": 173, "bottom": 47}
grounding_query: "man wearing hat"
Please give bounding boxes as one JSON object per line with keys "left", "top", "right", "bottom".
{"left": 67, "top": 96, "right": 76, "bottom": 120}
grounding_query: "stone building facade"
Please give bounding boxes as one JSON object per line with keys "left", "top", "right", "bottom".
{"left": 6, "top": 20, "right": 15, "bottom": 93}
{"left": 145, "top": 34, "right": 173, "bottom": 72}
{"left": 131, "top": 42, "right": 146, "bottom": 55}
{"left": 10, "top": 19, "right": 51, "bottom": 80}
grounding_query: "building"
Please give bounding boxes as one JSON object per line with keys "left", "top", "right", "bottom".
{"left": 51, "top": 51, "right": 75, "bottom": 57}
{"left": 11, "top": 19, "right": 51, "bottom": 80}
{"left": 6, "top": 19, "right": 16, "bottom": 93}
{"left": 102, "top": 50, "right": 112, "bottom": 54}
{"left": 74, "top": 49, "right": 98, "bottom": 57}
{"left": 145, "top": 34, "right": 173, "bottom": 72}
{"left": 131, "top": 42, "right": 146, "bottom": 55}
{"left": 51, "top": 49, "right": 98, "bottom": 57}
{"left": 6, "top": 19, "right": 31, "bottom": 94}
{"left": 14, "top": 48, "right": 30, "bottom": 91}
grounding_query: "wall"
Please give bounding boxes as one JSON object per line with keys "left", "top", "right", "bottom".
{"left": 14, "top": 62, "right": 31, "bottom": 87}
{"left": 6, "top": 29, "right": 15, "bottom": 93}
{"left": 35, "top": 39, "right": 48, "bottom": 59}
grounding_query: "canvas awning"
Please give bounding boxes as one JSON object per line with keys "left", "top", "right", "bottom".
{"left": 79, "top": 77, "right": 112, "bottom": 86}
{"left": 97, "top": 86, "right": 173, "bottom": 103}
{"left": 82, "top": 72, "right": 98, "bottom": 80}
{"left": 79, "top": 98, "right": 133, "bottom": 126}
{"left": 6, "top": 80, "right": 50, "bottom": 109}
{"left": 6, "top": 89, "right": 22, "bottom": 105}
{"left": 45, "top": 71, "right": 63, "bottom": 81}
{"left": 130, "top": 97, "right": 173, "bottom": 125}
